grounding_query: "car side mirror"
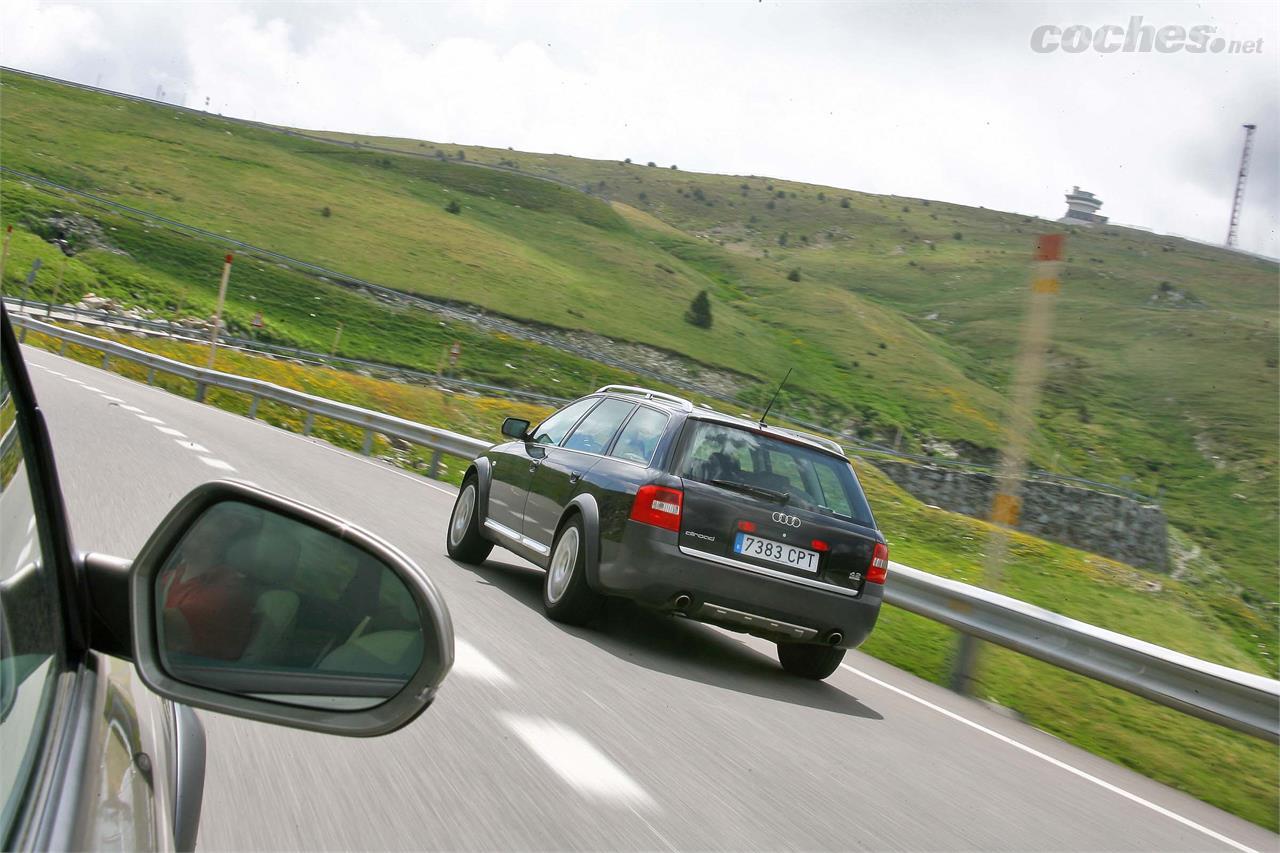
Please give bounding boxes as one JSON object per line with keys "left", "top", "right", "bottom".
{"left": 129, "top": 480, "right": 453, "bottom": 737}
{"left": 501, "top": 417, "right": 531, "bottom": 440}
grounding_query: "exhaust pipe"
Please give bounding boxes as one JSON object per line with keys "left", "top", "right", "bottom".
{"left": 827, "top": 632, "right": 843, "bottom": 646}
{"left": 674, "top": 594, "right": 692, "bottom": 611}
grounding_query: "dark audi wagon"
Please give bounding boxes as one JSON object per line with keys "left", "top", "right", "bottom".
{"left": 446, "top": 385, "right": 888, "bottom": 679}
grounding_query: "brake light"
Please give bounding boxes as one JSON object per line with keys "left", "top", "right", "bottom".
{"left": 630, "top": 485, "right": 683, "bottom": 532}
{"left": 737, "top": 520, "right": 757, "bottom": 533}
{"left": 867, "top": 542, "right": 889, "bottom": 584}
{"left": 811, "top": 539, "right": 830, "bottom": 552}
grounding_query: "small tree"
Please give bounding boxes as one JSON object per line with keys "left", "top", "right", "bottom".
{"left": 952, "top": 231, "right": 963, "bottom": 240}
{"left": 685, "top": 290, "right": 712, "bottom": 328}
{"left": 624, "top": 157, "right": 632, "bottom": 164}
{"left": 456, "top": 150, "right": 466, "bottom": 160}
{"left": 321, "top": 206, "right": 332, "bottom": 218}
{"left": 647, "top": 161, "right": 656, "bottom": 167}
{"left": 445, "top": 200, "right": 461, "bottom": 215}
{"left": 670, "top": 164, "right": 678, "bottom": 170}
{"left": 840, "top": 197, "right": 851, "bottom": 208}
{"left": 817, "top": 192, "right": 826, "bottom": 201}
{"left": 787, "top": 268, "right": 801, "bottom": 282}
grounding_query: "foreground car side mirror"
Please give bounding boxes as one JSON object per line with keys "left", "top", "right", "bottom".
{"left": 501, "top": 417, "right": 531, "bottom": 440}
{"left": 129, "top": 480, "right": 453, "bottom": 737}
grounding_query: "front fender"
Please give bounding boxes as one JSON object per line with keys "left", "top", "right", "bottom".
{"left": 468, "top": 457, "right": 493, "bottom": 525}
{"left": 562, "top": 493, "right": 602, "bottom": 590}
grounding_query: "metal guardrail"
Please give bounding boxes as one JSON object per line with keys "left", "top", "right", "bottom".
{"left": 13, "top": 314, "right": 488, "bottom": 476}
{"left": 1, "top": 297, "right": 570, "bottom": 407}
{"left": 14, "top": 312, "right": 1280, "bottom": 742}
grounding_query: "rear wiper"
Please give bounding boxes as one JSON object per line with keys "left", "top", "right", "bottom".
{"left": 711, "top": 479, "right": 790, "bottom": 504}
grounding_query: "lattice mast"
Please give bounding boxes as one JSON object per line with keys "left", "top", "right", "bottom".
{"left": 1226, "top": 124, "right": 1257, "bottom": 248}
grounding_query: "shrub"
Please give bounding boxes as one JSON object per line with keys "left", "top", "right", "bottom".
{"left": 685, "top": 290, "right": 712, "bottom": 328}
{"left": 840, "top": 198, "right": 851, "bottom": 208}
{"left": 953, "top": 231, "right": 963, "bottom": 240}
{"left": 445, "top": 200, "right": 461, "bottom": 215}
{"left": 670, "top": 164, "right": 678, "bottom": 170}
{"left": 456, "top": 151, "right": 466, "bottom": 160}
{"left": 766, "top": 200, "right": 776, "bottom": 210}
{"left": 624, "top": 157, "right": 632, "bottom": 164}
{"left": 778, "top": 232, "right": 789, "bottom": 246}
{"left": 775, "top": 190, "right": 786, "bottom": 199}
{"left": 787, "top": 268, "right": 801, "bottom": 282}
{"left": 902, "top": 206, "right": 910, "bottom": 213}
{"left": 637, "top": 191, "right": 647, "bottom": 201}
{"left": 817, "top": 192, "right": 826, "bottom": 201}
{"left": 320, "top": 206, "right": 332, "bottom": 218}
{"left": 647, "top": 161, "right": 656, "bottom": 167}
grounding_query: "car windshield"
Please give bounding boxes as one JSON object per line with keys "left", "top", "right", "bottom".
{"left": 676, "top": 420, "right": 875, "bottom": 528}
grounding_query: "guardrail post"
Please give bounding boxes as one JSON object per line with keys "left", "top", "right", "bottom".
{"left": 949, "top": 634, "right": 980, "bottom": 695}
{"left": 147, "top": 367, "right": 157, "bottom": 385}
{"left": 58, "top": 338, "right": 68, "bottom": 356}
{"left": 361, "top": 429, "right": 374, "bottom": 455}
{"left": 101, "top": 353, "right": 110, "bottom": 369}
{"left": 18, "top": 325, "right": 27, "bottom": 343}
{"left": 427, "top": 449, "right": 443, "bottom": 479}
{"left": 247, "top": 395, "right": 259, "bottom": 419}
{"left": 303, "top": 413, "right": 315, "bottom": 436}
{"left": 194, "top": 381, "right": 207, "bottom": 403}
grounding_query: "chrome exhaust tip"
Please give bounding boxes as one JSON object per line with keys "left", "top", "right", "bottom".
{"left": 827, "top": 632, "right": 844, "bottom": 646}
{"left": 674, "top": 594, "right": 693, "bottom": 611}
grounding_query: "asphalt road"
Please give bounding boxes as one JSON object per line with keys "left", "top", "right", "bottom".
{"left": 22, "top": 346, "right": 1278, "bottom": 852}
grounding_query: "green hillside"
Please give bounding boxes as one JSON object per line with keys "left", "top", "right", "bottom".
{"left": 0, "top": 70, "right": 1274, "bottom": 647}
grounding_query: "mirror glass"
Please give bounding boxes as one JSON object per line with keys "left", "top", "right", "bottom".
{"left": 154, "top": 501, "right": 424, "bottom": 710}
{"left": 501, "top": 417, "right": 530, "bottom": 439}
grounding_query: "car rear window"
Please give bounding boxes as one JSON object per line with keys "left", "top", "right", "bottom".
{"left": 676, "top": 420, "right": 875, "bottom": 527}
{"left": 610, "top": 406, "right": 669, "bottom": 465}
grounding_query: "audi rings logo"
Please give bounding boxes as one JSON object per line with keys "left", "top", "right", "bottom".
{"left": 772, "top": 512, "right": 801, "bottom": 528}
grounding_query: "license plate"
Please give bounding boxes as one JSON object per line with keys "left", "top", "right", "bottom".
{"left": 733, "top": 532, "right": 820, "bottom": 572}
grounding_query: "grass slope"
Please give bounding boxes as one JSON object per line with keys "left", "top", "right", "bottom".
{"left": 0, "top": 72, "right": 1274, "bottom": 649}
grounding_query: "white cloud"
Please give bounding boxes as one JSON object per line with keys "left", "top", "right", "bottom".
{"left": 2, "top": 1, "right": 1276, "bottom": 255}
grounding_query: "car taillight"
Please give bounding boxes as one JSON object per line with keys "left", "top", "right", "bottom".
{"left": 630, "top": 485, "right": 683, "bottom": 532}
{"left": 737, "top": 520, "right": 756, "bottom": 533}
{"left": 867, "top": 542, "right": 889, "bottom": 584}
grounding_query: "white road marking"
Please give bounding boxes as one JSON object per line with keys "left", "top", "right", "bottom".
{"left": 453, "top": 639, "right": 513, "bottom": 687}
{"left": 839, "top": 664, "right": 1258, "bottom": 853}
{"left": 155, "top": 426, "right": 186, "bottom": 438}
{"left": 120, "top": 405, "right": 145, "bottom": 413}
{"left": 136, "top": 415, "right": 164, "bottom": 424}
{"left": 500, "top": 714, "right": 654, "bottom": 809}
{"left": 199, "top": 457, "right": 236, "bottom": 472}
{"left": 63, "top": 377, "right": 84, "bottom": 384}
{"left": 101, "top": 395, "right": 124, "bottom": 403}
{"left": 81, "top": 385, "right": 103, "bottom": 392}
{"left": 175, "top": 440, "right": 210, "bottom": 453}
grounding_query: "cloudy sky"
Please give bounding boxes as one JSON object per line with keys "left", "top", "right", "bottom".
{"left": 4, "top": 1, "right": 1277, "bottom": 256}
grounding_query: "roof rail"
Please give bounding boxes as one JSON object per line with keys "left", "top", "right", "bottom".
{"left": 771, "top": 427, "right": 847, "bottom": 457}
{"left": 596, "top": 385, "right": 693, "bottom": 411}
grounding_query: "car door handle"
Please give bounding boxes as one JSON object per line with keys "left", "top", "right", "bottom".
{"left": 568, "top": 472, "right": 582, "bottom": 484}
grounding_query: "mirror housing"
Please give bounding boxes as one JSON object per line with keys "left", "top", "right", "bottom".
{"left": 129, "top": 480, "right": 453, "bottom": 737}
{"left": 501, "top": 417, "right": 531, "bottom": 441}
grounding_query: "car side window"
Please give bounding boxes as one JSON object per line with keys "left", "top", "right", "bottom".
{"left": 562, "top": 399, "right": 635, "bottom": 454}
{"left": 0, "top": 353, "right": 65, "bottom": 834}
{"left": 530, "top": 398, "right": 597, "bottom": 446}
{"left": 610, "top": 407, "right": 669, "bottom": 465}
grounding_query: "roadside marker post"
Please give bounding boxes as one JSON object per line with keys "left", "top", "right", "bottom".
{"left": 20, "top": 258, "right": 42, "bottom": 313}
{"left": 330, "top": 321, "right": 344, "bottom": 357}
{"left": 48, "top": 255, "right": 67, "bottom": 319}
{"left": 207, "top": 254, "right": 234, "bottom": 369}
{"left": 0, "top": 225, "right": 12, "bottom": 292}
{"left": 950, "top": 233, "right": 1065, "bottom": 696}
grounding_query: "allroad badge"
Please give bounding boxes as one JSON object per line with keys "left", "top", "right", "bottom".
{"left": 772, "top": 512, "right": 801, "bottom": 528}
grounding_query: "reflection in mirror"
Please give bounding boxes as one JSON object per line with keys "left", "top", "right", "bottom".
{"left": 155, "top": 501, "right": 424, "bottom": 710}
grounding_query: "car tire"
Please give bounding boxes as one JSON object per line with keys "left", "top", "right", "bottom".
{"left": 446, "top": 475, "right": 493, "bottom": 565}
{"left": 776, "top": 642, "right": 846, "bottom": 680}
{"left": 542, "top": 515, "right": 601, "bottom": 625}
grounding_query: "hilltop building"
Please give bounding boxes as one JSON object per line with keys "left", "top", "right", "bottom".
{"left": 1058, "top": 186, "right": 1107, "bottom": 225}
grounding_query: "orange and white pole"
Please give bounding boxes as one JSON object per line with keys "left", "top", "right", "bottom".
{"left": 0, "top": 225, "right": 13, "bottom": 293}
{"left": 951, "top": 233, "right": 1065, "bottom": 695}
{"left": 207, "top": 254, "right": 234, "bottom": 368}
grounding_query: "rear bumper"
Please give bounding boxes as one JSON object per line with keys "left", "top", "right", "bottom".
{"left": 595, "top": 522, "right": 883, "bottom": 648}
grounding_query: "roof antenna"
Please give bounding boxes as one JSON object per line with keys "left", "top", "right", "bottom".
{"left": 759, "top": 368, "right": 792, "bottom": 428}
